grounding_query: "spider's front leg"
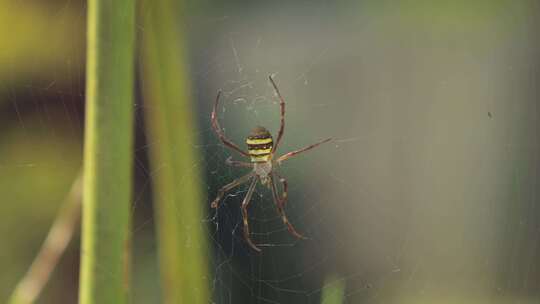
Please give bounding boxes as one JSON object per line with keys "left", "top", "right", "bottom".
{"left": 225, "top": 156, "right": 253, "bottom": 168}
{"left": 276, "top": 137, "right": 332, "bottom": 164}
{"left": 268, "top": 75, "right": 286, "bottom": 153}
{"left": 211, "top": 91, "right": 250, "bottom": 157}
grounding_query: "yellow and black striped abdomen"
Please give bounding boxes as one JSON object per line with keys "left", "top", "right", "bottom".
{"left": 246, "top": 126, "right": 273, "bottom": 162}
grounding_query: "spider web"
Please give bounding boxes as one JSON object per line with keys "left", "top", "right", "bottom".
{"left": 3, "top": 1, "right": 540, "bottom": 304}
{"left": 194, "top": 46, "right": 359, "bottom": 304}
{"left": 135, "top": 6, "right": 397, "bottom": 302}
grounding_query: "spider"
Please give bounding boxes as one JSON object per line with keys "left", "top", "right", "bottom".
{"left": 211, "top": 75, "right": 332, "bottom": 252}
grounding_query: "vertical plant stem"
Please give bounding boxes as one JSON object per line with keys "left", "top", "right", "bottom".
{"left": 79, "top": 1, "right": 135, "bottom": 304}
{"left": 140, "top": 0, "right": 209, "bottom": 303}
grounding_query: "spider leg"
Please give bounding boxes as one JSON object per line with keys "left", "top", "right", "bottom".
{"left": 274, "top": 172, "right": 288, "bottom": 207}
{"left": 241, "top": 178, "right": 261, "bottom": 252}
{"left": 225, "top": 156, "right": 253, "bottom": 168}
{"left": 268, "top": 75, "right": 285, "bottom": 153}
{"left": 270, "top": 174, "right": 306, "bottom": 240}
{"left": 276, "top": 138, "right": 332, "bottom": 164}
{"left": 211, "top": 91, "right": 250, "bottom": 157}
{"left": 211, "top": 172, "right": 254, "bottom": 209}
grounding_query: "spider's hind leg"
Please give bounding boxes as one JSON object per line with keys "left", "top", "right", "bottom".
{"left": 241, "top": 178, "right": 261, "bottom": 252}
{"left": 211, "top": 172, "right": 254, "bottom": 209}
{"left": 270, "top": 174, "right": 307, "bottom": 240}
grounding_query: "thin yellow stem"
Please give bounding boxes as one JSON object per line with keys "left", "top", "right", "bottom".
{"left": 9, "top": 174, "right": 82, "bottom": 304}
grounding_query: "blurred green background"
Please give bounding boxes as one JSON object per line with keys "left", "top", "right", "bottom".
{"left": 2, "top": 0, "right": 540, "bottom": 303}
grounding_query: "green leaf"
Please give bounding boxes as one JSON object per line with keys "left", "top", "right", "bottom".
{"left": 140, "top": 0, "right": 209, "bottom": 303}
{"left": 78, "top": 1, "right": 136, "bottom": 303}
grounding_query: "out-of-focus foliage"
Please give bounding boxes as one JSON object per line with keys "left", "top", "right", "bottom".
{"left": 0, "top": 112, "right": 81, "bottom": 301}
{"left": 0, "top": 1, "right": 84, "bottom": 302}
{"left": 140, "top": 0, "right": 209, "bottom": 302}
{"left": 0, "top": 0, "right": 84, "bottom": 96}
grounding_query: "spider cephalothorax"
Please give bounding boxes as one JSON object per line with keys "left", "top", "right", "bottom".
{"left": 210, "top": 75, "right": 332, "bottom": 252}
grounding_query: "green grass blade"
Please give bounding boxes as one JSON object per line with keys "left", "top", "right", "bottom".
{"left": 79, "top": 1, "right": 136, "bottom": 304}
{"left": 321, "top": 276, "right": 346, "bottom": 304}
{"left": 140, "top": 1, "right": 209, "bottom": 303}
